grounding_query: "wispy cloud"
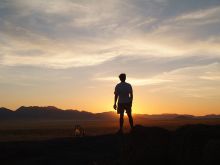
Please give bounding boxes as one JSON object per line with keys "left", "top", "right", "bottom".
{"left": 175, "top": 6, "right": 220, "bottom": 21}
{"left": 95, "top": 62, "right": 220, "bottom": 99}
{"left": 148, "top": 63, "right": 220, "bottom": 98}
{"left": 152, "top": 5, "right": 220, "bottom": 40}
{"left": 0, "top": 0, "right": 220, "bottom": 113}
{"left": 95, "top": 76, "right": 172, "bottom": 86}
{"left": 0, "top": 0, "right": 220, "bottom": 69}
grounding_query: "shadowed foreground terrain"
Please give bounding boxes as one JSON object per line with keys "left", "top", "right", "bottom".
{"left": 1, "top": 124, "right": 220, "bottom": 165}
{"left": 1, "top": 106, "right": 220, "bottom": 142}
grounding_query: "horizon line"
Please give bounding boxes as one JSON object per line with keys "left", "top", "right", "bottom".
{"left": 1, "top": 105, "right": 219, "bottom": 117}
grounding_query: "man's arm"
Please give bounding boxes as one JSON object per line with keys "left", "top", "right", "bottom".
{"left": 113, "top": 93, "right": 118, "bottom": 110}
{"left": 130, "top": 86, "right": 133, "bottom": 106}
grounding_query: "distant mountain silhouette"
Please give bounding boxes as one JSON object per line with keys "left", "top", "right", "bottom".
{"left": 174, "top": 115, "right": 195, "bottom": 120}
{"left": 0, "top": 106, "right": 220, "bottom": 120}
{"left": 201, "top": 114, "right": 220, "bottom": 119}
{"left": 134, "top": 113, "right": 195, "bottom": 119}
{"left": 0, "top": 107, "right": 12, "bottom": 112}
{"left": 15, "top": 106, "right": 95, "bottom": 119}
{"left": 0, "top": 106, "right": 117, "bottom": 120}
{"left": 0, "top": 107, "right": 13, "bottom": 118}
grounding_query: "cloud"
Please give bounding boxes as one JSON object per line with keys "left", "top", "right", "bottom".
{"left": 199, "top": 76, "right": 220, "bottom": 81}
{"left": 95, "top": 62, "right": 220, "bottom": 98}
{"left": 0, "top": 0, "right": 220, "bottom": 70}
{"left": 95, "top": 76, "right": 173, "bottom": 86}
{"left": 1, "top": 53, "right": 115, "bottom": 68}
{"left": 149, "top": 62, "right": 220, "bottom": 98}
{"left": 153, "top": 5, "right": 220, "bottom": 39}
{"left": 0, "top": 0, "right": 220, "bottom": 113}
{"left": 174, "top": 6, "right": 220, "bottom": 21}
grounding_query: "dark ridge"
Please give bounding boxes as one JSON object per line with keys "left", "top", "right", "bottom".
{"left": 174, "top": 115, "right": 195, "bottom": 120}
{"left": 0, "top": 107, "right": 12, "bottom": 112}
{"left": 202, "top": 114, "right": 220, "bottom": 119}
{"left": 0, "top": 107, "right": 13, "bottom": 118}
{"left": 0, "top": 124, "right": 220, "bottom": 165}
{"left": 0, "top": 106, "right": 118, "bottom": 120}
{"left": 16, "top": 106, "right": 61, "bottom": 111}
{"left": 0, "top": 106, "right": 220, "bottom": 120}
{"left": 14, "top": 106, "right": 95, "bottom": 120}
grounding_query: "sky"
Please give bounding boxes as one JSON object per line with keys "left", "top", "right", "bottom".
{"left": 0, "top": 0, "right": 220, "bottom": 115}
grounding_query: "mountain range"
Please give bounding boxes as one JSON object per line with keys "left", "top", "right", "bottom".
{"left": 0, "top": 106, "right": 220, "bottom": 120}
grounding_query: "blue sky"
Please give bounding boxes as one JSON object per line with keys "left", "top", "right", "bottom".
{"left": 0, "top": 0, "right": 220, "bottom": 114}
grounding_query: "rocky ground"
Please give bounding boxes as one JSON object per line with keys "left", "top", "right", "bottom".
{"left": 1, "top": 124, "right": 220, "bottom": 165}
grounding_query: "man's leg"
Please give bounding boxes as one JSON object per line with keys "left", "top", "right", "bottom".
{"left": 119, "top": 112, "right": 124, "bottom": 131}
{"left": 127, "top": 112, "right": 134, "bottom": 129}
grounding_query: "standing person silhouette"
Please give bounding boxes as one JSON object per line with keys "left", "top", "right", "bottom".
{"left": 113, "top": 73, "right": 134, "bottom": 133}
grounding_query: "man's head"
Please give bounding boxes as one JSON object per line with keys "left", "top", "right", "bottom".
{"left": 119, "top": 73, "right": 126, "bottom": 82}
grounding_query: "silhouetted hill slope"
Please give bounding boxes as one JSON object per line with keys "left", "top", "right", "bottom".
{"left": 0, "top": 106, "right": 220, "bottom": 120}
{"left": 0, "top": 107, "right": 12, "bottom": 113}
{"left": 0, "top": 124, "right": 219, "bottom": 165}
{"left": 0, "top": 107, "right": 10, "bottom": 111}
{"left": 0, "top": 107, "right": 13, "bottom": 118}
{"left": 201, "top": 114, "right": 220, "bottom": 119}
{"left": 15, "top": 106, "right": 95, "bottom": 120}
{"left": 134, "top": 113, "right": 195, "bottom": 119}
{"left": 95, "top": 111, "right": 117, "bottom": 120}
{"left": 0, "top": 106, "right": 118, "bottom": 120}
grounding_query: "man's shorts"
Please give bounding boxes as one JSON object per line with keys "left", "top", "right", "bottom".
{"left": 117, "top": 102, "right": 132, "bottom": 114}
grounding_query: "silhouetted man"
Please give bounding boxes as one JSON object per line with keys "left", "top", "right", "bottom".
{"left": 114, "top": 73, "right": 134, "bottom": 133}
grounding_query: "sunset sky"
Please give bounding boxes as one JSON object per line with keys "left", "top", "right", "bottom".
{"left": 0, "top": 0, "right": 220, "bottom": 115}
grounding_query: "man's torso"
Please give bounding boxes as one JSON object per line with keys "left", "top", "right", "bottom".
{"left": 115, "top": 82, "right": 132, "bottom": 103}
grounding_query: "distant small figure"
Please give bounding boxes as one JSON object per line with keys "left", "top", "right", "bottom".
{"left": 73, "top": 125, "right": 85, "bottom": 137}
{"left": 113, "top": 73, "right": 134, "bottom": 134}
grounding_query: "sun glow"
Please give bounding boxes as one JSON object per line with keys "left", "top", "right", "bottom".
{"left": 0, "top": 0, "right": 220, "bottom": 115}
